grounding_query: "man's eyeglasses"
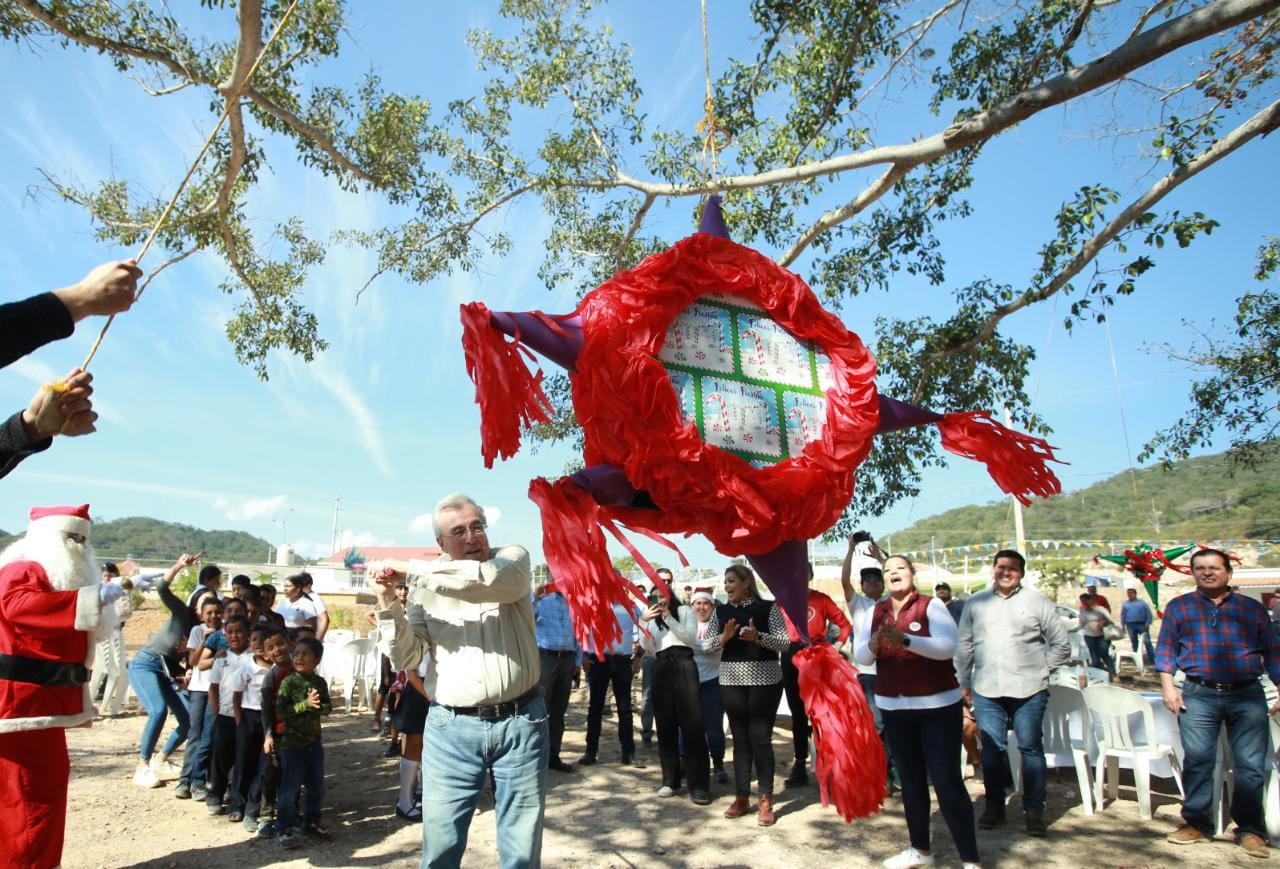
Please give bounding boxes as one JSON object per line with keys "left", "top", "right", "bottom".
{"left": 444, "top": 522, "right": 488, "bottom": 540}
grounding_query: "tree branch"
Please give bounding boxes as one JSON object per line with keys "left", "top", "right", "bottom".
{"left": 240, "top": 85, "right": 375, "bottom": 184}
{"left": 354, "top": 182, "right": 538, "bottom": 300}
{"left": 777, "top": 164, "right": 909, "bottom": 266}
{"left": 852, "top": 0, "right": 966, "bottom": 116}
{"left": 13, "top": 0, "right": 196, "bottom": 78}
{"left": 922, "top": 98, "right": 1280, "bottom": 365}
{"left": 612, "top": 193, "right": 657, "bottom": 271}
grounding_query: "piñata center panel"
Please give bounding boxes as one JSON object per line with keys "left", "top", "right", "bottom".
{"left": 660, "top": 297, "right": 832, "bottom": 466}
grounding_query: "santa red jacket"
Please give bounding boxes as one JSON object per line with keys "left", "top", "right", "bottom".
{"left": 0, "top": 560, "right": 103, "bottom": 733}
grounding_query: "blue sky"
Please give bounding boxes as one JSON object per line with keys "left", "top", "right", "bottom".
{"left": 1, "top": 2, "right": 1273, "bottom": 566}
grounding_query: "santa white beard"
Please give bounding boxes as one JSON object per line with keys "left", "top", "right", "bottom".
{"left": 0, "top": 531, "right": 101, "bottom": 591}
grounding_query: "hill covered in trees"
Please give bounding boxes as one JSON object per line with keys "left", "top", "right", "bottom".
{"left": 886, "top": 446, "right": 1280, "bottom": 557}
{"left": 0, "top": 517, "right": 271, "bottom": 563}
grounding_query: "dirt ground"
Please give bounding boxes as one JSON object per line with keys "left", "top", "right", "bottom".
{"left": 60, "top": 602, "right": 1248, "bottom": 868}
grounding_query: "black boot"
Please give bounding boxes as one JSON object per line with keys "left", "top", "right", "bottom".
{"left": 784, "top": 761, "right": 808, "bottom": 788}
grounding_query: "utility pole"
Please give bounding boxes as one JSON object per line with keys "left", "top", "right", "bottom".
{"left": 1151, "top": 497, "right": 1162, "bottom": 537}
{"left": 331, "top": 497, "right": 342, "bottom": 554}
{"left": 930, "top": 535, "right": 937, "bottom": 576}
{"left": 1003, "top": 407, "right": 1028, "bottom": 555}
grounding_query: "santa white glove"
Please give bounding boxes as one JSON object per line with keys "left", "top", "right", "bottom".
{"left": 98, "top": 582, "right": 124, "bottom": 606}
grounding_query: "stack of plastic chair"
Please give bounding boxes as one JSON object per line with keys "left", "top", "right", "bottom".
{"left": 1083, "top": 684, "right": 1183, "bottom": 819}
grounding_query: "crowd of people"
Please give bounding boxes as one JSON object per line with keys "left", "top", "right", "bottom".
{"left": 68, "top": 503, "right": 1280, "bottom": 869}
{"left": 100, "top": 558, "right": 338, "bottom": 850}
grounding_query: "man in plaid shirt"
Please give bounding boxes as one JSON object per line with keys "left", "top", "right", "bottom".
{"left": 1156, "top": 548, "right": 1280, "bottom": 857}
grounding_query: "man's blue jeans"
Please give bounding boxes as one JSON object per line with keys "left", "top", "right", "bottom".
{"left": 420, "top": 694, "right": 548, "bottom": 869}
{"left": 1125, "top": 623, "right": 1156, "bottom": 662}
{"left": 179, "top": 690, "right": 215, "bottom": 786}
{"left": 1179, "top": 680, "right": 1268, "bottom": 838}
{"left": 126, "top": 648, "right": 189, "bottom": 762}
{"left": 1083, "top": 634, "right": 1116, "bottom": 674}
{"left": 972, "top": 689, "right": 1050, "bottom": 814}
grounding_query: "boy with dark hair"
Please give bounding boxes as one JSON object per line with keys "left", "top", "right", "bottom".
{"left": 177, "top": 596, "right": 223, "bottom": 799}
{"left": 206, "top": 616, "right": 251, "bottom": 814}
{"left": 227, "top": 625, "right": 276, "bottom": 824}
{"left": 275, "top": 636, "right": 332, "bottom": 849}
{"left": 255, "top": 626, "right": 295, "bottom": 838}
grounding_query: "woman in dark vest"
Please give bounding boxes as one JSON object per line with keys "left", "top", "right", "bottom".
{"left": 854, "top": 555, "right": 979, "bottom": 869}
{"left": 699, "top": 564, "right": 791, "bottom": 826}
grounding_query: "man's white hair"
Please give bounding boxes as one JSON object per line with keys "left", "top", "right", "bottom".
{"left": 432, "top": 493, "right": 486, "bottom": 538}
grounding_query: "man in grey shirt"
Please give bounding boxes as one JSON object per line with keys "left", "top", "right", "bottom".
{"left": 954, "top": 550, "right": 1070, "bottom": 839}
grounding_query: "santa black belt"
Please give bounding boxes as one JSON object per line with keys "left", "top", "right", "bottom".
{"left": 0, "top": 653, "right": 89, "bottom": 687}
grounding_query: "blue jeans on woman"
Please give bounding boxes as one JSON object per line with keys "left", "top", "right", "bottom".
{"left": 127, "top": 648, "right": 190, "bottom": 762}
{"left": 972, "top": 689, "right": 1050, "bottom": 813}
{"left": 1179, "top": 680, "right": 1269, "bottom": 838}
{"left": 420, "top": 694, "right": 548, "bottom": 869}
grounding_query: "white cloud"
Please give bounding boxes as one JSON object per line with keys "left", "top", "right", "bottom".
{"left": 482, "top": 506, "right": 502, "bottom": 526}
{"left": 294, "top": 528, "right": 397, "bottom": 559}
{"left": 214, "top": 494, "right": 287, "bottom": 522}
{"left": 408, "top": 512, "right": 435, "bottom": 534}
{"left": 305, "top": 363, "right": 394, "bottom": 477}
{"left": 13, "top": 469, "right": 223, "bottom": 501}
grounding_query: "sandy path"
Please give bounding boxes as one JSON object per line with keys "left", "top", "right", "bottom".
{"left": 62, "top": 674, "right": 1253, "bottom": 869}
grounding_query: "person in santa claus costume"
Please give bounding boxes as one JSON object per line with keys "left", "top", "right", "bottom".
{"left": 0, "top": 504, "right": 126, "bottom": 869}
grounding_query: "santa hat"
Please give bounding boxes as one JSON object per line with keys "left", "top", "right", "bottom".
{"left": 28, "top": 504, "right": 92, "bottom": 538}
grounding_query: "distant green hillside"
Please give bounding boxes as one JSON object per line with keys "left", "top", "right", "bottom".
{"left": 887, "top": 447, "right": 1280, "bottom": 558}
{"left": 0, "top": 517, "right": 271, "bottom": 563}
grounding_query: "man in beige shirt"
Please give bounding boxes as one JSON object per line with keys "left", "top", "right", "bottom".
{"left": 370, "top": 493, "right": 547, "bottom": 869}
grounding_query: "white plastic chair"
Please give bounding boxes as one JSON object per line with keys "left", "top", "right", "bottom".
{"left": 1007, "top": 685, "right": 1095, "bottom": 815}
{"left": 1084, "top": 684, "right": 1184, "bottom": 819}
{"left": 336, "top": 638, "right": 374, "bottom": 712}
{"left": 1068, "top": 632, "right": 1086, "bottom": 664}
{"left": 1085, "top": 667, "right": 1111, "bottom": 685}
{"left": 1050, "top": 667, "right": 1087, "bottom": 689}
{"left": 325, "top": 629, "right": 355, "bottom": 646}
{"left": 1115, "top": 646, "right": 1146, "bottom": 676}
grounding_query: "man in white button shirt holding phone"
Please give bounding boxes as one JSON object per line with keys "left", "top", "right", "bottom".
{"left": 369, "top": 493, "right": 546, "bottom": 869}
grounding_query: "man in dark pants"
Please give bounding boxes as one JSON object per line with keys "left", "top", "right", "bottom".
{"left": 533, "top": 581, "right": 580, "bottom": 772}
{"left": 1158, "top": 548, "right": 1280, "bottom": 858}
{"left": 781, "top": 561, "right": 850, "bottom": 787}
{"left": 580, "top": 602, "right": 645, "bottom": 768}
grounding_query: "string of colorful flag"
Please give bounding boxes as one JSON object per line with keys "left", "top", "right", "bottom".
{"left": 801, "top": 538, "right": 1280, "bottom": 564}
{"left": 877, "top": 538, "right": 1280, "bottom": 561}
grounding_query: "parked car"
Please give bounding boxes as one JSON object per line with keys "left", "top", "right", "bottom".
{"left": 1055, "top": 604, "right": 1081, "bottom": 632}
